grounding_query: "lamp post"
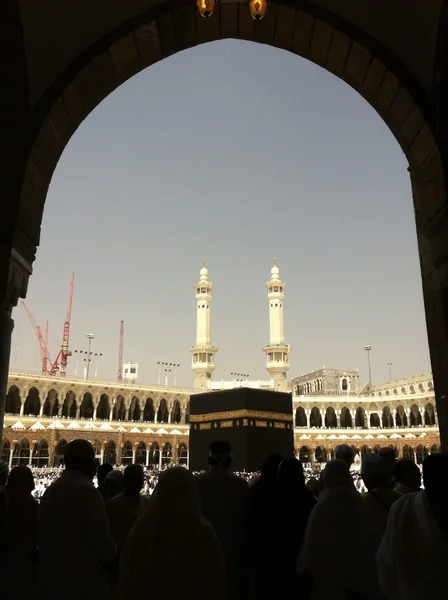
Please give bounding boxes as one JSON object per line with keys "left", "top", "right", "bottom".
{"left": 387, "top": 362, "right": 393, "bottom": 382}
{"left": 94, "top": 353, "right": 103, "bottom": 378}
{"left": 157, "top": 361, "right": 180, "bottom": 385}
{"left": 364, "top": 345, "right": 373, "bottom": 395}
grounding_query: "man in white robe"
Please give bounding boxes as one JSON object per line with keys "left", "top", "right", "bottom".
{"left": 35, "top": 440, "right": 116, "bottom": 600}
{"left": 377, "top": 454, "right": 448, "bottom": 600}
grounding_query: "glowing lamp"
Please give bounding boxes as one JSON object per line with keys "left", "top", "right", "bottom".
{"left": 197, "top": 0, "right": 215, "bottom": 18}
{"left": 248, "top": 0, "right": 268, "bottom": 20}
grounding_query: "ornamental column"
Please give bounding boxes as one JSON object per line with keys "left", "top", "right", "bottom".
{"left": 0, "top": 249, "right": 32, "bottom": 443}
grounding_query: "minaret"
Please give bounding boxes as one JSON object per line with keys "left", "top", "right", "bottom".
{"left": 190, "top": 261, "right": 218, "bottom": 391}
{"left": 263, "top": 259, "right": 291, "bottom": 391}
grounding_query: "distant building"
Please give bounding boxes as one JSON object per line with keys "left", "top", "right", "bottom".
{"left": 292, "top": 368, "right": 360, "bottom": 396}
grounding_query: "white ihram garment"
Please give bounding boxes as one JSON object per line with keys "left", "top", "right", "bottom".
{"left": 377, "top": 490, "right": 448, "bottom": 600}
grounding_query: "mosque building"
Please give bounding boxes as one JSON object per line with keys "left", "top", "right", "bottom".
{"left": 0, "top": 262, "right": 440, "bottom": 469}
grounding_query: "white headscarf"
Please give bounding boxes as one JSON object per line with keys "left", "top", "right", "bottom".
{"left": 298, "top": 460, "right": 384, "bottom": 600}
{"left": 119, "top": 468, "right": 226, "bottom": 600}
{"left": 377, "top": 490, "right": 448, "bottom": 600}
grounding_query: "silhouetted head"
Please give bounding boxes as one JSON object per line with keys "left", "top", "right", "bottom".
{"left": 361, "top": 452, "right": 389, "bottom": 491}
{"left": 0, "top": 461, "right": 9, "bottom": 487}
{"left": 278, "top": 457, "right": 306, "bottom": 492}
{"left": 335, "top": 444, "right": 355, "bottom": 468}
{"left": 259, "top": 454, "right": 283, "bottom": 483}
{"left": 306, "top": 477, "right": 320, "bottom": 497}
{"left": 153, "top": 467, "right": 200, "bottom": 513}
{"left": 97, "top": 463, "right": 113, "bottom": 489}
{"left": 378, "top": 446, "right": 397, "bottom": 478}
{"left": 123, "top": 464, "right": 144, "bottom": 496}
{"left": 423, "top": 454, "right": 448, "bottom": 501}
{"left": 208, "top": 440, "right": 233, "bottom": 471}
{"left": 104, "top": 469, "right": 125, "bottom": 499}
{"left": 322, "top": 459, "right": 353, "bottom": 491}
{"left": 64, "top": 439, "right": 97, "bottom": 480}
{"left": 394, "top": 459, "right": 421, "bottom": 492}
{"left": 6, "top": 466, "right": 34, "bottom": 496}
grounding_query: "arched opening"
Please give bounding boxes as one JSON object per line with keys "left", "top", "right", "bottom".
{"left": 5, "top": 385, "right": 21, "bottom": 414}
{"left": 157, "top": 399, "right": 169, "bottom": 423}
{"left": 430, "top": 443, "right": 439, "bottom": 454}
{"left": 395, "top": 405, "right": 407, "bottom": 427}
{"left": 32, "top": 440, "right": 49, "bottom": 467}
{"left": 13, "top": 439, "right": 30, "bottom": 466}
{"left": 54, "top": 439, "right": 68, "bottom": 466}
{"left": 314, "top": 446, "right": 327, "bottom": 464}
{"left": 424, "top": 402, "right": 436, "bottom": 426}
{"left": 135, "top": 442, "right": 146, "bottom": 465}
{"left": 185, "top": 401, "right": 190, "bottom": 425}
{"left": 1, "top": 439, "right": 11, "bottom": 463}
{"left": 23, "top": 387, "right": 40, "bottom": 417}
{"left": 171, "top": 400, "right": 181, "bottom": 424}
{"left": 402, "top": 444, "right": 414, "bottom": 460}
{"left": 410, "top": 404, "right": 422, "bottom": 427}
{"left": 42, "top": 390, "right": 57, "bottom": 417}
{"left": 162, "top": 443, "right": 172, "bottom": 467}
{"left": 309, "top": 407, "right": 322, "bottom": 428}
{"left": 104, "top": 441, "right": 117, "bottom": 465}
{"left": 370, "top": 412, "right": 380, "bottom": 428}
{"left": 130, "top": 396, "right": 141, "bottom": 422}
{"left": 382, "top": 406, "right": 393, "bottom": 428}
{"left": 96, "top": 394, "right": 110, "bottom": 420}
{"left": 61, "top": 390, "right": 75, "bottom": 418}
{"left": 7, "top": 4, "right": 447, "bottom": 453}
{"left": 341, "top": 378, "right": 348, "bottom": 391}
{"left": 299, "top": 445, "right": 311, "bottom": 464}
{"left": 122, "top": 441, "right": 133, "bottom": 466}
{"left": 340, "top": 407, "right": 352, "bottom": 428}
{"left": 143, "top": 398, "right": 155, "bottom": 422}
{"left": 80, "top": 392, "right": 94, "bottom": 419}
{"left": 360, "top": 445, "right": 370, "bottom": 456}
{"left": 149, "top": 442, "right": 160, "bottom": 469}
{"left": 295, "top": 407, "right": 307, "bottom": 428}
{"left": 324, "top": 407, "right": 337, "bottom": 428}
{"left": 113, "top": 395, "right": 126, "bottom": 421}
{"left": 355, "top": 407, "right": 366, "bottom": 428}
{"left": 415, "top": 444, "right": 428, "bottom": 465}
{"left": 178, "top": 443, "right": 188, "bottom": 466}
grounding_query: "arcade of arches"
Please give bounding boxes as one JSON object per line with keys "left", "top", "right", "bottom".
{"left": 2, "top": 1, "right": 448, "bottom": 451}
{"left": 1, "top": 372, "right": 440, "bottom": 467}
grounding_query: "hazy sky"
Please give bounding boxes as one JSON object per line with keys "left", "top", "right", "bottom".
{"left": 11, "top": 39, "right": 431, "bottom": 389}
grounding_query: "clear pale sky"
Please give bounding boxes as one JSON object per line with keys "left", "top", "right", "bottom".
{"left": 10, "top": 39, "right": 431, "bottom": 389}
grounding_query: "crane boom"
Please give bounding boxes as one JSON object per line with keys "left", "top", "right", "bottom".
{"left": 58, "top": 272, "right": 74, "bottom": 377}
{"left": 21, "top": 302, "right": 53, "bottom": 374}
{"left": 118, "top": 321, "right": 124, "bottom": 381}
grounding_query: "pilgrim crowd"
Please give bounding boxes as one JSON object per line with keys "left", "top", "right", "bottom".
{"left": 0, "top": 440, "right": 446, "bottom": 600}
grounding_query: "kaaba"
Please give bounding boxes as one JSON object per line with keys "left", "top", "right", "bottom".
{"left": 189, "top": 388, "right": 294, "bottom": 472}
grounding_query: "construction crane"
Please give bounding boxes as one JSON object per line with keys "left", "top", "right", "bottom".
{"left": 118, "top": 321, "right": 124, "bottom": 381}
{"left": 21, "top": 302, "right": 53, "bottom": 374}
{"left": 53, "top": 272, "right": 74, "bottom": 377}
{"left": 22, "top": 272, "right": 75, "bottom": 376}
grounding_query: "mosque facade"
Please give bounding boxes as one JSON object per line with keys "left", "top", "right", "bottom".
{"left": 0, "top": 263, "right": 440, "bottom": 469}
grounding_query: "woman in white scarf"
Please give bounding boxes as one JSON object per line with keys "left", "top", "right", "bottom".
{"left": 377, "top": 454, "right": 448, "bottom": 600}
{"left": 119, "top": 467, "right": 226, "bottom": 600}
{"left": 298, "top": 459, "right": 384, "bottom": 600}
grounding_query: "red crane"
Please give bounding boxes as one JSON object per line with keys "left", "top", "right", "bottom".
{"left": 118, "top": 321, "right": 124, "bottom": 381}
{"left": 21, "top": 302, "right": 53, "bottom": 374}
{"left": 22, "top": 272, "right": 75, "bottom": 376}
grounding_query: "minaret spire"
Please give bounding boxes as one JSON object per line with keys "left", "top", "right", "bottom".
{"left": 190, "top": 261, "right": 218, "bottom": 391}
{"left": 262, "top": 260, "right": 291, "bottom": 391}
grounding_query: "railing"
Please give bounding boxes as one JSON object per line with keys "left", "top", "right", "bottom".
{"left": 8, "top": 370, "right": 195, "bottom": 393}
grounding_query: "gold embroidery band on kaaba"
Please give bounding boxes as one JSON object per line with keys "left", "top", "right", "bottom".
{"left": 190, "top": 410, "right": 293, "bottom": 423}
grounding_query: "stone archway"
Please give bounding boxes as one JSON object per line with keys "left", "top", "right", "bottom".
{"left": 1, "top": 1, "right": 448, "bottom": 449}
